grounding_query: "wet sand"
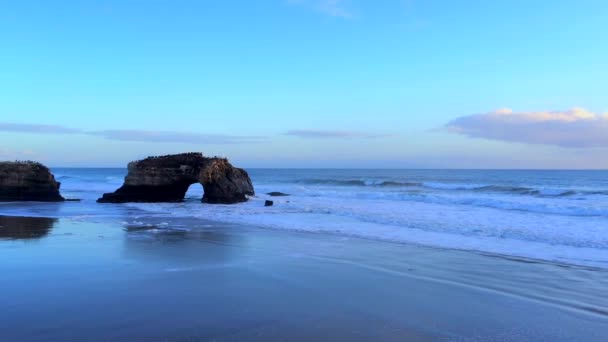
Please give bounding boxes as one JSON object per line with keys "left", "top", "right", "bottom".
{"left": 1, "top": 215, "right": 607, "bottom": 341}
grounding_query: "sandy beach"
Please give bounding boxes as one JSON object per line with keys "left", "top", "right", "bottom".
{"left": 1, "top": 215, "right": 606, "bottom": 341}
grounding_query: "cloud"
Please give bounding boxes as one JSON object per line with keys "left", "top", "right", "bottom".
{"left": 0, "top": 147, "right": 15, "bottom": 159}
{"left": 88, "top": 130, "right": 265, "bottom": 144}
{"left": 286, "top": 129, "right": 392, "bottom": 139}
{"left": 286, "top": 0, "right": 353, "bottom": 18}
{"left": 0, "top": 122, "right": 264, "bottom": 144}
{"left": 0, "top": 122, "right": 81, "bottom": 134}
{"left": 0, "top": 147, "right": 40, "bottom": 161}
{"left": 446, "top": 108, "right": 608, "bottom": 148}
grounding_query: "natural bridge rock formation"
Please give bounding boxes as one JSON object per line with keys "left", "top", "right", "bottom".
{"left": 0, "top": 161, "right": 65, "bottom": 202}
{"left": 97, "top": 153, "right": 254, "bottom": 204}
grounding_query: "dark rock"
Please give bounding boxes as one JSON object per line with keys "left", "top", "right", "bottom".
{"left": 264, "top": 200, "right": 274, "bottom": 207}
{"left": 0, "top": 161, "right": 64, "bottom": 202}
{"left": 267, "top": 192, "right": 289, "bottom": 197}
{"left": 97, "top": 153, "right": 254, "bottom": 204}
{"left": 199, "top": 158, "right": 255, "bottom": 204}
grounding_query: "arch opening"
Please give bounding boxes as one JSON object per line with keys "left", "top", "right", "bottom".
{"left": 184, "top": 183, "right": 205, "bottom": 202}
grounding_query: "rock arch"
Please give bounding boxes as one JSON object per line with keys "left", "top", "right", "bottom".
{"left": 97, "top": 153, "right": 254, "bottom": 204}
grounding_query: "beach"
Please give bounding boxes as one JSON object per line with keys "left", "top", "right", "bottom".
{"left": 3, "top": 1, "right": 607, "bottom": 340}
{"left": 1, "top": 215, "right": 607, "bottom": 341}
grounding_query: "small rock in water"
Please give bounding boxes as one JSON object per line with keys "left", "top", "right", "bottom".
{"left": 267, "top": 192, "right": 289, "bottom": 197}
{"left": 264, "top": 200, "right": 274, "bottom": 207}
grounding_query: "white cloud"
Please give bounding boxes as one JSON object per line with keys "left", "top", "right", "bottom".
{"left": 286, "top": 0, "right": 353, "bottom": 18}
{"left": 447, "top": 108, "right": 608, "bottom": 148}
{"left": 286, "top": 129, "right": 392, "bottom": 139}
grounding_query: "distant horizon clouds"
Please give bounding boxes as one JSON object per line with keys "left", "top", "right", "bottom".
{"left": 447, "top": 108, "right": 608, "bottom": 148}
{"left": 285, "top": 129, "right": 393, "bottom": 139}
{"left": 0, "top": 122, "right": 264, "bottom": 145}
{"left": 3, "top": 112, "right": 606, "bottom": 149}
{"left": 0, "top": 122, "right": 81, "bottom": 134}
{"left": 0, "top": 122, "right": 394, "bottom": 144}
{"left": 90, "top": 130, "right": 266, "bottom": 145}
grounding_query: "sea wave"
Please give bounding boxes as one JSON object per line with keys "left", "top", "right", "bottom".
{"left": 297, "top": 179, "right": 422, "bottom": 187}
{"left": 119, "top": 195, "right": 608, "bottom": 268}
{"left": 472, "top": 185, "right": 579, "bottom": 197}
{"left": 295, "top": 178, "right": 608, "bottom": 198}
{"left": 298, "top": 179, "right": 431, "bottom": 187}
{"left": 308, "top": 190, "right": 608, "bottom": 217}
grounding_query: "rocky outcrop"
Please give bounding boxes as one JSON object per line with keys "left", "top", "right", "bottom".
{"left": 0, "top": 161, "right": 65, "bottom": 202}
{"left": 198, "top": 158, "right": 255, "bottom": 204}
{"left": 97, "top": 153, "right": 254, "bottom": 204}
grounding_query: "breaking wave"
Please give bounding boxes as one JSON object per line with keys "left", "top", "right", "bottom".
{"left": 296, "top": 179, "right": 607, "bottom": 198}
{"left": 299, "top": 179, "right": 423, "bottom": 187}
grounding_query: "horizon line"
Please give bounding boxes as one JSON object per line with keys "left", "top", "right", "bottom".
{"left": 46, "top": 166, "right": 608, "bottom": 171}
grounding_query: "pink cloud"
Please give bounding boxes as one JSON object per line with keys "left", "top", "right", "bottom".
{"left": 447, "top": 108, "right": 608, "bottom": 148}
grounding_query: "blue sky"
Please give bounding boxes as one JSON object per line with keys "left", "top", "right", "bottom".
{"left": 1, "top": 0, "right": 607, "bottom": 168}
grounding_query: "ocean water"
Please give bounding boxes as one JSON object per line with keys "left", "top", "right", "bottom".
{"left": 1, "top": 168, "right": 607, "bottom": 268}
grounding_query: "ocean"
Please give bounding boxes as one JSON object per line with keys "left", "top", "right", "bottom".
{"left": 1, "top": 168, "right": 607, "bottom": 268}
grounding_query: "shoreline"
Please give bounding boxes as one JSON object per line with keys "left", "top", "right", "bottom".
{"left": 1, "top": 211, "right": 606, "bottom": 272}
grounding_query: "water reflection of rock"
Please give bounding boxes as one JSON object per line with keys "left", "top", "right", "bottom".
{"left": 0, "top": 216, "right": 57, "bottom": 239}
{"left": 122, "top": 221, "right": 245, "bottom": 264}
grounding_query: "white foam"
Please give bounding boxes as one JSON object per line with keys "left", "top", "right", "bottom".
{"left": 422, "top": 182, "right": 485, "bottom": 190}
{"left": 120, "top": 189, "right": 608, "bottom": 268}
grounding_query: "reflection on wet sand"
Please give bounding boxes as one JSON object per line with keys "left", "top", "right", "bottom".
{"left": 121, "top": 221, "right": 244, "bottom": 264}
{"left": 0, "top": 216, "right": 57, "bottom": 239}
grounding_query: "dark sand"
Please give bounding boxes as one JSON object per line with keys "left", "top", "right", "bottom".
{"left": 1, "top": 215, "right": 607, "bottom": 341}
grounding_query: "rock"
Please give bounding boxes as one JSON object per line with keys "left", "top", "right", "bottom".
{"left": 0, "top": 161, "right": 65, "bottom": 202}
{"left": 97, "top": 153, "right": 254, "bottom": 204}
{"left": 264, "top": 200, "right": 274, "bottom": 207}
{"left": 199, "top": 158, "right": 255, "bottom": 204}
{"left": 267, "top": 192, "right": 289, "bottom": 197}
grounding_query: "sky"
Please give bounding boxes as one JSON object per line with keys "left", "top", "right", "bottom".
{"left": 1, "top": 0, "right": 607, "bottom": 168}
